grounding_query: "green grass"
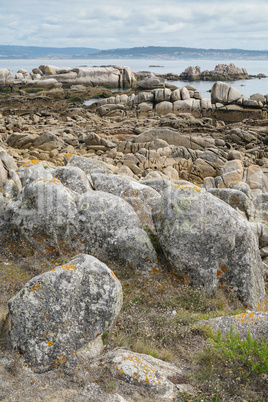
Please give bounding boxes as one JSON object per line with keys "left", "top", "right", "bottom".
{"left": 210, "top": 327, "right": 268, "bottom": 374}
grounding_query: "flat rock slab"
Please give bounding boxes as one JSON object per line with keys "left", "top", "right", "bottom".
{"left": 7, "top": 254, "right": 123, "bottom": 373}
{"left": 105, "top": 348, "right": 178, "bottom": 399}
{"left": 201, "top": 311, "right": 268, "bottom": 340}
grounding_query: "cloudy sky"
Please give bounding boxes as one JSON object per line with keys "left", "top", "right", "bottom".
{"left": 0, "top": 0, "right": 267, "bottom": 50}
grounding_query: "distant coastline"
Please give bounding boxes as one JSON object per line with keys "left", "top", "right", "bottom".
{"left": 1, "top": 45, "right": 268, "bottom": 60}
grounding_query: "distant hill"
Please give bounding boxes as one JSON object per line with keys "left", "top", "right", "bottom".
{"left": 90, "top": 46, "right": 268, "bottom": 60}
{"left": 0, "top": 45, "right": 99, "bottom": 59}
{"left": 0, "top": 45, "right": 268, "bottom": 60}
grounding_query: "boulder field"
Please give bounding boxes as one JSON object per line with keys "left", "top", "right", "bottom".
{"left": 0, "top": 67, "right": 268, "bottom": 401}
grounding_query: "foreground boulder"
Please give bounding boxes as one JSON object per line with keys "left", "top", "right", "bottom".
{"left": 152, "top": 184, "right": 265, "bottom": 308}
{"left": 7, "top": 254, "right": 123, "bottom": 373}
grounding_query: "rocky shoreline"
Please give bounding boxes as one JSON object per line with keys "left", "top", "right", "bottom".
{"left": 0, "top": 64, "right": 268, "bottom": 401}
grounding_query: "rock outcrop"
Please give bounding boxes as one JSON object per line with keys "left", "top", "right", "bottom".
{"left": 152, "top": 184, "right": 266, "bottom": 308}
{"left": 180, "top": 63, "right": 249, "bottom": 81}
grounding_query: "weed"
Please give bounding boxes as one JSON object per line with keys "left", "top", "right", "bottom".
{"left": 209, "top": 326, "right": 268, "bottom": 374}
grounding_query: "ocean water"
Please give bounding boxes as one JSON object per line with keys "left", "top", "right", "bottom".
{"left": 0, "top": 58, "right": 267, "bottom": 98}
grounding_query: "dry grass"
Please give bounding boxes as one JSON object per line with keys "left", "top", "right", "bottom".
{"left": 0, "top": 244, "right": 267, "bottom": 401}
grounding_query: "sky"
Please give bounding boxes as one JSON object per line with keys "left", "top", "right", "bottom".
{"left": 0, "top": 0, "right": 267, "bottom": 50}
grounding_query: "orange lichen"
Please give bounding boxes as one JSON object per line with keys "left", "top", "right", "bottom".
{"left": 37, "top": 177, "right": 61, "bottom": 184}
{"left": 21, "top": 160, "right": 42, "bottom": 169}
{"left": 221, "top": 265, "right": 228, "bottom": 272}
{"left": 183, "top": 274, "right": 190, "bottom": 284}
{"left": 150, "top": 268, "right": 159, "bottom": 274}
{"left": 43, "top": 332, "right": 49, "bottom": 338}
{"left": 174, "top": 184, "right": 201, "bottom": 192}
{"left": 110, "top": 270, "right": 118, "bottom": 281}
{"left": 48, "top": 341, "right": 53, "bottom": 347}
{"left": 61, "top": 263, "right": 76, "bottom": 272}
{"left": 30, "top": 284, "right": 41, "bottom": 292}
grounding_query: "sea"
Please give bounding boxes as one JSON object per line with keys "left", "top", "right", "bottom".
{"left": 0, "top": 58, "right": 268, "bottom": 98}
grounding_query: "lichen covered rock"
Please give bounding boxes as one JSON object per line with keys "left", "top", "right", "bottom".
{"left": 77, "top": 191, "right": 158, "bottom": 273}
{"left": 7, "top": 254, "right": 123, "bottom": 373}
{"left": 106, "top": 349, "right": 175, "bottom": 399}
{"left": 12, "top": 177, "right": 78, "bottom": 255}
{"left": 91, "top": 173, "right": 161, "bottom": 229}
{"left": 152, "top": 184, "right": 265, "bottom": 308}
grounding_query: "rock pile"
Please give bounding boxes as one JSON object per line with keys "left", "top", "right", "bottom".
{"left": 91, "top": 82, "right": 268, "bottom": 121}
{"left": 0, "top": 65, "right": 136, "bottom": 90}
{"left": 180, "top": 63, "right": 249, "bottom": 81}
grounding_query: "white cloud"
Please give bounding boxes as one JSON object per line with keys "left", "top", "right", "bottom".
{"left": 0, "top": 0, "right": 267, "bottom": 50}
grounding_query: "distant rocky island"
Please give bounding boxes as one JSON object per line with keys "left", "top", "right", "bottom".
{"left": 1, "top": 45, "right": 268, "bottom": 60}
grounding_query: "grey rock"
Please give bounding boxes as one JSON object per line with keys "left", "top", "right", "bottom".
{"left": 77, "top": 191, "right": 158, "bottom": 273}
{"left": 201, "top": 311, "right": 268, "bottom": 340}
{"left": 152, "top": 185, "right": 265, "bottom": 308}
{"left": 105, "top": 348, "right": 175, "bottom": 398}
{"left": 0, "top": 68, "right": 14, "bottom": 85}
{"left": 254, "top": 193, "right": 268, "bottom": 223}
{"left": 67, "top": 155, "right": 113, "bottom": 174}
{"left": 0, "top": 159, "right": 8, "bottom": 189}
{"left": 208, "top": 188, "right": 254, "bottom": 220}
{"left": 0, "top": 150, "right": 18, "bottom": 171}
{"left": 7, "top": 254, "right": 123, "bottom": 373}
{"left": 211, "top": 82, "right": 242, "bottom": 104}
{"left": 53, "top": 166, "right": 92, "bottom": 194}
{"left": 153, "top": 88, "right": 172, "bottom": 103}
{"left": 141, "top": 178, "right": 172, "bottom": 194}
{"left": 12, "top": 177, "right": 78, "bottom": 255}
{"left": 136, "top": 73, "right": 165, "bottom": 89}
{"left": 21, "top": 164, "right": 53, "bottom": 187}
{"left": 91, "top": 173, "right": 161, "bottom": 229}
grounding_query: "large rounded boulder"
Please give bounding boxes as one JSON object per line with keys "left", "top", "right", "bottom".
{"left": 7, "top": 254, "right": 123, "bottom": 373}
{"left": 77, "top": 191, "right": 158, "bottom": 273}
{"left": 91, "top": 173, "right": 161, "bottom": 229}
{"left": 12, "top": 177, "right": 78, "bottom": 255}
{"left": 152, "top": 184, "right": 265, "bottom": 308}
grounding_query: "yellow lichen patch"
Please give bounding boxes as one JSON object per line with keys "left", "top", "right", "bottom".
{"left": 61, "top": 263, "right": 76, "bottom": 272}
{"left": 234, "top": 312, "right": 262, "bottom": 324}
{"left": 54, "top": 354, "right": 67, "bottom": 367}
{"left": 37, "top": 177, "right": 61, "bottom": 185}
{"left": 30, "top": 284, "right": 41, "bottom": 292}
{"left": 174, "top": 184, "right": 201, "bottom": 192}
{"left": 64, "top": 153, "right": 73, "bottom": 158}
{"left": 21, "top": 160, "right": 42, "bottom": 169}
{"left": 110, "top": 270, "right": 118, "bottom": 281}
{"left": 48, "top": 341, "right": 53, "bottom": 346}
